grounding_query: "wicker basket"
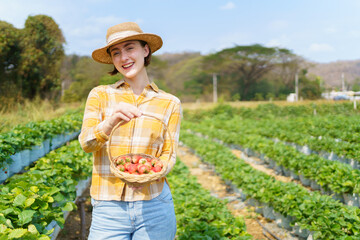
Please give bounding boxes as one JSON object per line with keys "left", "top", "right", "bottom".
{"left": 107, "top": 113, "right": 173, "bottom": 187}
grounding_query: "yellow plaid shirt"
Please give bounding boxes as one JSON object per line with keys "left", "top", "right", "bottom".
{"left": 78, "top": 79, "right": 181, "bottom": 201}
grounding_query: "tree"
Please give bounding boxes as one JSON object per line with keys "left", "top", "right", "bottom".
{"left": 61, "top": 56, "right": 113, "bottom": 102}
{"left": 203, "top": 44, "right": 300, "bottom": 100}
{"left": 299, "top": 69, "right": 321, "bottom": 99}
{"left": 0, "top": 21, "right": 21, "bottom": 98}
{"left": 19, "top": 15, "right": 65, "bottom": 99}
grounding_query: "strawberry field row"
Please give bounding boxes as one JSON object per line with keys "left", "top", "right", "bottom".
{"left": 180, "top": 130, "right": 360, "bottom": 239}
{"left": 183, "top": 120, "right": 360, "bottom": 206}
{"left": 168, "top": 159, "right": 251, "bottom": 239}
{"left": 224, "top": 116, "right": 360, "bottom": 166}
{"left": 0, "top": 140, "right": 92, "bottom": 239}
{"left": 0, "top": 111, "right": 83, "bottom": 181}
{"left": 184, "top": 102, "right": 360, "bottom": 122}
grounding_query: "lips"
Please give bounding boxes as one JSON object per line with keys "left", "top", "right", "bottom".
{"left": 122, "top": 62, "right": 134, "bottom": 69}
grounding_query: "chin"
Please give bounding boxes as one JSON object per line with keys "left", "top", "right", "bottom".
{"left": 123, "top": 72, "right": 137, "bottom": 80}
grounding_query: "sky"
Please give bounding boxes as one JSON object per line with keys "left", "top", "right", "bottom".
{"left": 1, "top": 0, "right": 360, "bottom": 63}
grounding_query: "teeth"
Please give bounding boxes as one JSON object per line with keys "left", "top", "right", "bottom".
{"left": 123, "top": 63, "right": 133, "bottom": 68}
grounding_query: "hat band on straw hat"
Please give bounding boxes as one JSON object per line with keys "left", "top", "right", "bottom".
{"left": 107, "top": 31, "right": 141, "bottom": 44}
{"left": 92, "top": 22, "right": 163, "bottom": 64}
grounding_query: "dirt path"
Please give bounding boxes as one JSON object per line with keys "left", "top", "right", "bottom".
{"left": 178, "top": 145, "right": 298, "bottom": 240}
{"left": 57, "top": 190, "right": 92, "bottom": 239}
{"left": 231, "top": 149, "right": 292, "bottom": 183}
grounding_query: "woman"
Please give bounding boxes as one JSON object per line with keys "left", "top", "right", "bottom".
{"left": 79, "top": 22, "right": 181, "bottom": 240}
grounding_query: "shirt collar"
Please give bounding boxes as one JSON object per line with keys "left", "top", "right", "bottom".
{"left": 114, "top": 79, "right": 159, "bottom": 93}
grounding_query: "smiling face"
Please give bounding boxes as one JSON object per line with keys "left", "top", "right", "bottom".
{"left": 109, "top": 40, "right": 150, "bottom": 80}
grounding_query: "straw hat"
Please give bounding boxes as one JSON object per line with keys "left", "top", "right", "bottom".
{"left": 92, "top": 22, "right": 163, "bottom": 64}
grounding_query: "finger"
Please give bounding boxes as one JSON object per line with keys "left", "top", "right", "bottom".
{"left": 134, "top": 111, "right": 142, "bottom": 117}
{"left": 122, "top": 112, "right": 134, "bottom": 119}
{"left": 115, "top": 112, "right": 130, "bottom": 122}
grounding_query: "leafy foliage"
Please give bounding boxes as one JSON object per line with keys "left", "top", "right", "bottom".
{"left": 0, "top": 141, "right": 92, "bottom": 239}
{"left": 19, "top": 15, "right": 65, "bottom": 100}
{"left": 169, "top": 160, "right": 251, "bottom": 239}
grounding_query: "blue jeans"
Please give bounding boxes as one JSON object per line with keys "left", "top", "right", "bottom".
{"left": 88, "top": 182, "right": 176, "bottom": 240}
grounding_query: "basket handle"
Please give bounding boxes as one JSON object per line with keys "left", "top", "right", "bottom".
{"left": 106, "top": 113, "right": 174, "bottom": 164}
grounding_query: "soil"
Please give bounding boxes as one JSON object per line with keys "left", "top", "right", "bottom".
{"left": 57, "top": 189, "right": 92, "bottom": 240}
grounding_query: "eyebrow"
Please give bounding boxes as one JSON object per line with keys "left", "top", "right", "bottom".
{"left": 110, "top": 42, "right": 135, "bottom": 53}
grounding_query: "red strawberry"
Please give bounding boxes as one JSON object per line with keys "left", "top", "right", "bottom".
{"left": 137, "top": 164, "right": 150, "bottom": 174}
{"left": 127, "top": 164, "right": 137, "bottom": 174}
{"left": 146, "top": 157, "right": 152, "bottom": 162}
{"left": 154, "top": 161, "right": 163, "bottom": 168}
{"left": 132, "top": 155, "right": 142, "bottom": 164}
{"left": 125, "top": 156, "right": 132, "bottom": 163}
{"left": 124, "top": 162, "right": 132, "bottom": 171}
{"left": 151, "top": 159, "right": 157, "bottom": 166}
{"left": 116, "top": 158, "right": 125, "bottom": 165}
{"left": 116, "top": 165, "right": 125, "bottom": 172}
{"left": 139, "top": 158, "right": 147, "bottom": 165}
{"left": 144, "top": 162, "right": 152, "bottom": 169}
{"left": 153, "top": 165, "right": 162, "bottom": 172}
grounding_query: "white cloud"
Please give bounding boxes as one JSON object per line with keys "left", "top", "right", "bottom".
{"left": 268, "top": 20, "right": 288, "bottom": 31}
{"left": 309, "top": 43, "right": 334, "bottom": 52}
{"left": 220, "top": 2, "right": 235, "bottom": 10}
{"left": 265, "top": 34, "right": 290, "bottom": 48}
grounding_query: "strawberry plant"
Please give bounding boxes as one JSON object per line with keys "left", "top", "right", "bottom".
{"left": 168, "top": 159, "right": 251, "bottom": 240}
{"left": 180, "top": 130, "right": 360, "bottom": 239}
{"left": 0, "top": 141, "right": 92, "bottom": 239}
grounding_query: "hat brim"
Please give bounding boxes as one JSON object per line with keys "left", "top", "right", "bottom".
{"left": 92, "top": 33, "right": 163, "bottom": 64}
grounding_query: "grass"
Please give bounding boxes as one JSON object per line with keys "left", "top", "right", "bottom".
{"left": 181, "top": 99, "right": 344, "bottom": 110}
{"left": 0, "top": 98, "right": 83, "bottom": 133}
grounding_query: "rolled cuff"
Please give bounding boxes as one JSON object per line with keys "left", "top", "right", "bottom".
{"left": 94, "top": 121, "right": 109, "bottom": 143}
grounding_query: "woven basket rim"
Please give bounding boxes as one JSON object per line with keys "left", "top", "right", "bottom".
{"left": 106, "top": 114, "right": 173, "bottom": 185}
{"left": 110, "top": 153, "right": 167, "bottom": 185}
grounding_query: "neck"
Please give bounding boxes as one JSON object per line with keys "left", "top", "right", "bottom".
{"left": 124, "top": 68, "right": 150, "bottom": 96}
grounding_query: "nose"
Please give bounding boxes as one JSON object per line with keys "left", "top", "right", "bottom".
{"left": 120, "top": 50, "right": 129, "bottom": 62}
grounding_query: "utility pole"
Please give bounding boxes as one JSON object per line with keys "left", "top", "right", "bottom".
{"left": 295, "top": 73, "right": 299, "bottom": 102}
{"left": 341, "top": 72, "right": 345, "bottom": 92}
{"left": 213, "top": 73, "right": 218, "bottom": 103}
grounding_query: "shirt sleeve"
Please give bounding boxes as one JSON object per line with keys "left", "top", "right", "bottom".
{"left": 78, "top": 87, "right": 109, "bottom": 153}
{"left": 159, "top": 101, "right": 182, "bottom": 175}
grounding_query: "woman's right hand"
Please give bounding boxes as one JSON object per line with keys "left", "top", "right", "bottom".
{"left": 103, "top": 102, "right": 142, "bottom": 136}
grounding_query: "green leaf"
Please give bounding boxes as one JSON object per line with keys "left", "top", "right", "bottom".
{"left": 1, "top": 208, "right": 14, "bottom": 216}
{"left": 38, "top": 235, "right": 51, "bottom": 240}
{"left": 61, "top": 202, "right": 74, "bottom": 212}
{"left": 18, "top": 210, "right": 36, "bottom": 226}
{"left": 0, "top": 215, "right": 6, "bottom": 225}
{"left": 47, "top": 187, "right": 60, "bottom": 196}
{"left": 5, "top": 220, "right": 13, "bottom": 229}
{"left": 46, "top": 196, "right": 54, "bottom": 203}
{"left": 27, "top": 224, "right": 38, "bottom": 235}
{"left": 12, "top": 194, "right": 27, "bottom": 207}
{"left": 8, "top": 228, "right": 27, "bottom": 239}
{"left": 0, "top": 224, "right": 7, "bottom": 233}
{"left": 30, "top": 186, "right": 39, "bottom": 193}
{"left": 24, "top": 198, "right": 35, "bottom": 208}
